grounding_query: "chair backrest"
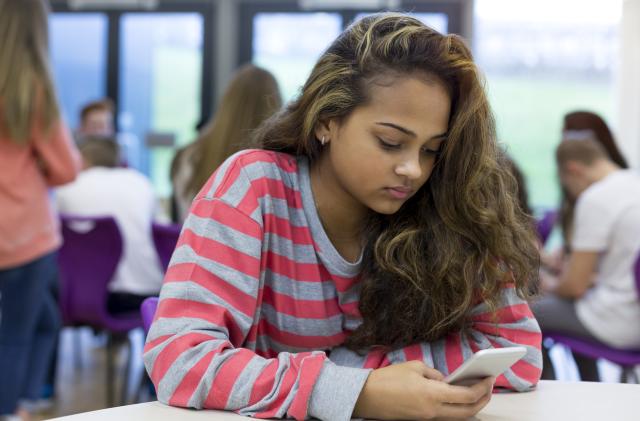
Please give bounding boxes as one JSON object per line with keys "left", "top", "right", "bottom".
{"left": 58, "top": 215, "right": 123, "bottom": 327}
{"left": 151, "top": 222, "right": 181, "bottom": 272}
{"left": 536, "top": 209, "right": 558, "bottom": 246}
{"left": 141, "top": 296, "right": 159, "bottom": 334}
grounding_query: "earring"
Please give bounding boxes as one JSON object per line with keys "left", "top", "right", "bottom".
{"left": 320, "top": 135, "right": 326, "bottom": 146}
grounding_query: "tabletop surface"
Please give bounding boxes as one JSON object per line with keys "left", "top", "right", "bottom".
{"left": 50, "top": 380, "right": 640, "bottom": 421}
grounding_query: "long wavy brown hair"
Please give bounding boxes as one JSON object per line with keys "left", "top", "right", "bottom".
{"left": 559, "top": 111, "right": 627, "bottom": 250}
{"left": 177, "top": 64, "right": 282, "bottom": 199}
{"left": 0, "top": 0, "right": 59, "bottom": 143}
{"left": 256, "top": 13, "right": 539, "bottom": 350}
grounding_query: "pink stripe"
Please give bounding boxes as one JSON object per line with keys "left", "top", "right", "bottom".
{"left": 363, "top": 348, "right": 386, "bottom": 369}
{"left": 205, "top": 349, "right": 255, "bottom": 408}
{"left": 248, "top": 360, "right": 279, "bottom": 406}
{"left": 248, "top": 177, "right": 304, "bottom": 209}
{"left": 158, "top": 298, "right": 245, "bottom": 344}
{"left": 169, "top": 350, "right": 217, "bottom": 407}
{"left": 178, "top": 229, "right": 261, "bottom": 279}
{"left": 445, "top": 334, "right": 464, "bottom": 373}
{"left": 318, "top": 266, "right": 360, "bottom": 292}
{"left": 262, "top": 286, "right": 341, "bottom": 319}
{"left": 144, "top": 334, "right": 173, "bottom": 354}
{"left": 150, "top": 332, "right": 219, "bottom": 387}
{"left": 509, "top": 358, "right": 542, "bottom": 385}
{"left": 263, "top": 249, "right": 322, "bottom": 282}
{"left": 472, "top": 303, "right": 534, "bottom": 323}
{"left": 262, "top": 213, "right": 314, "bottom": 245}
{"left": 403, "top": 343, "right": 425, "bottom": 362}
{"left": 190, "top": 199, "right": 262, "bottom": 239}
{"left": 474, "top": 324, "right": 542, "bottom": 348}
{"left": 288, "top": 354, "right": 326, "bottom": 420}
{"left": 253, "top": 356, "right": 299, "bottom": 418}
{"left": 258, "top": 318, "right": 346, "bottom": 349}
{"left": 164, "top": 263, "right": 257, "bottom": 319}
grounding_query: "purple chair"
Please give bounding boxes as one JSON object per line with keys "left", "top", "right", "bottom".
{"left": 58, "top": 215, "right": 143, "bottom": 405}
{"left": 536, "top": 209, "right": 558, "bottom": 246}
{"left": 544, "top": 252, "right": 640, "bottom": 383}
{"left": 140, "top": 296, "right": 159, "bottom": 335}
{"left": 151, "top": 222, "right": 181, "bottom": 272}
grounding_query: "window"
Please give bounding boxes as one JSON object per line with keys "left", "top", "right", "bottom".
{"left": 475, "top": 0, "right": 622, "bottom": 210}
{"left": 49, "top": 13, "right": 108, "bottom": 128}
{"left": 240, "top": 1, "right": 464, "bottom": 103}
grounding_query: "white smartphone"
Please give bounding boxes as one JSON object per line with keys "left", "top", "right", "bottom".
{"left": 444, "top": 347, "right": 527, "bottom": 385}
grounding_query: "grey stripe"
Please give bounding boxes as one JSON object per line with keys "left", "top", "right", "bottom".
{"left": 261, "top": 303, "right": 344, "bottom": 337}
{"left": 490, "top": 336, "right": 542, "bottom": 368}
{"left": 460, "top": 332, "right": 475, "bottom": 361}
{"left": 328, "top": 346, "right": 368, "bottom": 368}
{"left": 501, "top": 368, "right": 536, "bottom": 392}
{"left": 203, "top": 151, "right": 241, "bottom": 199}
{"left": 183, "top": 213, "right": 262, "bottom": 259}
{"left": 470, "top": 288, "right": 526, "bottom": 316}
{"left": 264, "top": 232, "right": 319, "bottom": 264}
{"left": 147, "top": 316, "right": 232, "bottom": 345}
{"left": 420, "top": 343, "right": 435, "bottom": 367}
{"left": 258, "top": 196, "right": 308, "bottom": 226}
{"left": 242, "top": 160, "right": 299, "bottom": 191}
{"left": 170, "top": 245, "right": 259, "bottom": 298}
{"left": 265, "top": 269, "right": 338, "bottom": 301}
{"left": 431, "top": 338, "right": 450, "bottom": 375}
{"left": 237, "top": 352, "right": 313, "bottom": 418}
{"left": 183, "top": 347, "right": 248, "bottom": 409}
{"left": 225, "top": 355, "right": 270, "bottom": 410}
{"left": 253, "top": 334, "right": 326, "bottom": 355}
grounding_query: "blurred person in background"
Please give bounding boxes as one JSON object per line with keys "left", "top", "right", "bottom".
{"left": 0, "top": 0, "right": 82, "bottom": 419}
{"left": 55, "top": 138, "right": 164, "bottom": 314}
{"left": 170, "top": 64, "right": 282, "bottom": 223}
{"left": 76, "top": 98, "right": 115, "bottom": 139}
{"left": 555, "top": 111, "right": 628, "bottom": 258}
{"left": 534, "top": 136, "right": 640, "bottom": 381}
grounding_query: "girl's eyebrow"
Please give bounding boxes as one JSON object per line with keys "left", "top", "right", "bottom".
{"left": 375, "top": 122, "right": 448, "bottom": 140}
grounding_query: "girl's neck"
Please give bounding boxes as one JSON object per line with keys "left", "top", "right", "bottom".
{"left": 309, "top": 157, "right": 367, "bottom": 262}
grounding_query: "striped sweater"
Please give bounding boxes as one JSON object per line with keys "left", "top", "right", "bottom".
{"left": 143, "top": 150, "right": 542, "bottom": 421}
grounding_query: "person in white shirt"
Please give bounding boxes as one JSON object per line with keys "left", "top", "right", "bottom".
{"left": 534, "top": 135, "right": 640, "bottom": 381}
{"left": 55, "top": 137, "right": 164, "bottom": 314}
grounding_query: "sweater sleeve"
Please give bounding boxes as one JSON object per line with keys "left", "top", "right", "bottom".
{"left": 329, "top": 286, "right": 542, "bottom": 392}
{"left": 32, "top": 119, "right": 81, "bottom": 186}
{"left": 144, "top": 196, "right": 341, "bottom": 420}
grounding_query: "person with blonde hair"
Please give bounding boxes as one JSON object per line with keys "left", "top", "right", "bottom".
{"left": 170, "top": 64, "right": 282, "bottom": 222}
{"left": 145, "top": 14, "right": 541, "bottom": 420}
{"left": 0, "top": 0, "right": 81, "bottom": 418}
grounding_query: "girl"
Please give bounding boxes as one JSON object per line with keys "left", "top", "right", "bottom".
{"left": 170, "top": 64, "right": 282, "bottom": 223}
{"left": 144, "top": 13, "right": 541, "bottom": 421}
{"left": 0, "top": 0, "right": 81, "bottom": 418}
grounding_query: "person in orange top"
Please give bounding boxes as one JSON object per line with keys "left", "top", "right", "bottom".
{"left": 0, "top": 0, "right": 81, "bottom": 419}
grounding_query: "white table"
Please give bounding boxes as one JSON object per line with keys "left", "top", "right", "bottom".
{"left": 50, "top": 380, "right": 640, "bottom": 421}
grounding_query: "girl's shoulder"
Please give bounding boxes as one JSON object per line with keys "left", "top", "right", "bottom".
{"left": 225, "top": 149, "right": 300, "bottom": 178}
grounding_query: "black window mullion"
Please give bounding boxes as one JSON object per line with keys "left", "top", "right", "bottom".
{"left": 106, "top": 11, "right": 121, "bottom": 132}
{"left": 200, "top": 6, "right": 214, "bottom": 127}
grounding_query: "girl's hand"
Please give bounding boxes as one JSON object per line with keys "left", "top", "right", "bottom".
{"left": 353, "top": 360, "right": 494, "bottom": 420}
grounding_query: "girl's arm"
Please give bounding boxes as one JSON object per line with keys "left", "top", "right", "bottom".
{"left": 143, "top": 197, "right": 370, "bottom": 421}
{"left": 331, "top": 286, "right": 542, "bottom": 392}
{"left": 32, "top": 119, "right": 82, "bottom": 186}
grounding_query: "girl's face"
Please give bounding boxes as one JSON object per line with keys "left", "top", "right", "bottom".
{"left": 316, "top": 74, "right": 451, "bottom": 216}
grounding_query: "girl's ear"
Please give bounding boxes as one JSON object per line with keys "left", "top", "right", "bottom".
{"left": 314, "top": 120, "right": 332, "bottom": 143}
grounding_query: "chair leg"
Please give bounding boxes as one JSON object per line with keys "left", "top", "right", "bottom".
{"left": 106, "top": 333, "right": 115, "bottom": 407}
{"left": 121, "top": 335, "right": 133, "bottom": 405}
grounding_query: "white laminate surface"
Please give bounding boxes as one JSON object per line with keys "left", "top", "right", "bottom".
{"left": 49, "top": 380, "right": 640, "bottom": 421}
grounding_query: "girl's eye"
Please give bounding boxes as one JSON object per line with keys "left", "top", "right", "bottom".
{"left": 378, "top": 137, "right": 401, "bottom": 150}
{"left": 422, "top": 148, "right": 441, "bottom": 156}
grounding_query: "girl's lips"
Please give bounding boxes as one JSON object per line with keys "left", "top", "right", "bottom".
{"left": 386, "top": 187, "right": 412, "bottom": 199}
